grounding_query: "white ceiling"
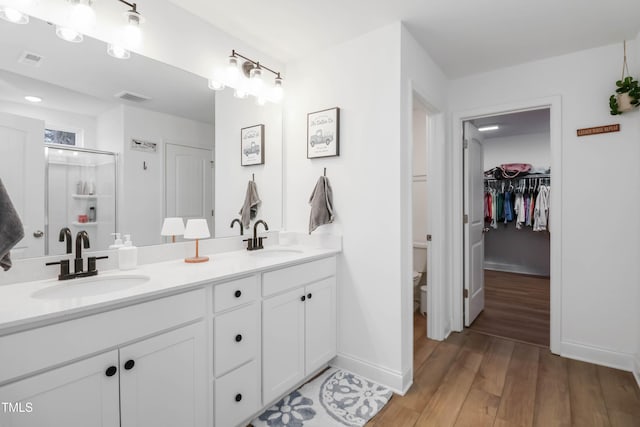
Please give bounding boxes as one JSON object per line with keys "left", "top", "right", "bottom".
{"left": 470, "top": 109, "right": 550, "bottom": 139}
{"left": 168, "top": 0, "right": 640, "bottom": 78}
{"left": 0, "top": 16, "right": 214, "bottom": 123}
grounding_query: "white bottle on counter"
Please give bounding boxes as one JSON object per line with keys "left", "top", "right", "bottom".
{"left": 118, "top": 234, "right": 138, "bottom": 270}
{"left": 109, "top": 233, "right": 124, "bottom": 249}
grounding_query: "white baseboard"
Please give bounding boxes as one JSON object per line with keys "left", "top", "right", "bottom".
{"left": 561, "top": 340, "right": 634, "bottom": 372}
{"left": 331, "top": 353, "right": 410, "bottom": 395}
{"left": 484, "top": 262, "right": 548, "bottom": 277}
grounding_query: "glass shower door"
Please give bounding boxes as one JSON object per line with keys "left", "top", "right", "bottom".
{"left": 45, "top": 145, "right": 117, "bottom": 256}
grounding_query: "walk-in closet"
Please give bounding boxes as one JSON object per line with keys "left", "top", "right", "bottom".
{"left": 465, "top": 108, "right": 551, "bottom": 347}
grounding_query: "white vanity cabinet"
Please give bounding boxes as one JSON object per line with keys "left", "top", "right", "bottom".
{"left": 0, "top": 289, "right": 207, "bottom": 427}
{"left": 261, "top": 258, "right": 337, "bottom": 405}
{"left": 213, "top": 276, "right": 261, "bottom": 427}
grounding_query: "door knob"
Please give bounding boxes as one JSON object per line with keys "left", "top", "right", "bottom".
{"left": 33, "top": 230, "right": 44, "bottom": 238}
{"left": 105, "top": 366, "right": 117, "bottom": 377}
{"left": 124, "top": 359, "right": 135, "bottom": 370}
{"left": 235, "top": 334, "right": 243, "bottom": 342}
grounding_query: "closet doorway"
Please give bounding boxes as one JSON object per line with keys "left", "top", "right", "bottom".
{"left": 463, "top": 109, "right": 551, "bottom": 347}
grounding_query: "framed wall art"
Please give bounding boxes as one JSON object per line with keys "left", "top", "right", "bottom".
{"left": 307, "top": 107, "right": 340, "bottom": 158}
{"left": 241, "top": 124, "right": 265, "bottom": 166}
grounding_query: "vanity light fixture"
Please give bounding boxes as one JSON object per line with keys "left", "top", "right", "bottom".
{"left": 56, "top": 25, "right": 83, "bottom": 43}
{"left": 160, "top": 217, "right": 185, "bottom": 243}
{"left": 106, "top": 0, "right": 145, "bottom": 59}
{"left": 211, "top": 50, "right": 284, "bottom": 104}
{"left": 478, "top": 125, "right": 500, "bottom": 132}
{"left": 24, "top": 95, "right": 42, "bottom": 103}
{"left": 0, "top": 1, "right": 29, "bottom": 24}
{"left": 68, "top": 0, "right": 96, "bottom": 32}
{"left": 184, "top": 219, "right": 210, "bottom": 263}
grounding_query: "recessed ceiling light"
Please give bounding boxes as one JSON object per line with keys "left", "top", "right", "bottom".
{"left": 24, "top": 96, "right": 42, "bottom": 103}
{"left": 478, "top": 125, "right": 499, "bottom": 132}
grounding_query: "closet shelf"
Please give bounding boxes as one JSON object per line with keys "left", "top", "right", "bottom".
{"left": 71, "top": 221, "right": 98, "bottom": 227}
{"left": 72, "top": 194, "right": 98, "bottom": 199}
{"left": 484, "top": 173, "right": 551, "bottom": 182}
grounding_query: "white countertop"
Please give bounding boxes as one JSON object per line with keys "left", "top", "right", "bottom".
{"left": 0, "top": 246, "right": 339, "bottom": 335}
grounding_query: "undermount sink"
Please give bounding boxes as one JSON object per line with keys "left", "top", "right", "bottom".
{"left": 32, "top": 274, "right": 150, "bottom": 300}
{"left": 249, "top": 248, "right": 304, "bottom": 258}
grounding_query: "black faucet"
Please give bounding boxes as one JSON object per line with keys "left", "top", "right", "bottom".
{"left": 230, "top": 218, "right": 244, "bottom": 235}
{"left": 244, "top": 220, "right": 269, "bottom": 251}
{"left": 47, "top": 229, "right": 107, "bottom": 280}
{"left": 59, "top": 227, "right": 72, "bottom": 254}
{"left": 74, "top": 231, "right": 90, "bottom": 273}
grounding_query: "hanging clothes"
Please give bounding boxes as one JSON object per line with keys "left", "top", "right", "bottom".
{"left": 483, "top": 176, "right": 550, "bottom": 232}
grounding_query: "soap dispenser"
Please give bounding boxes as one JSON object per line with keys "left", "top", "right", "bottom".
{"left": 109, "top": 233, "right": 124, "bottom": 249}
{"left": 118, "top": 234, "right": 138, "bottom": 270}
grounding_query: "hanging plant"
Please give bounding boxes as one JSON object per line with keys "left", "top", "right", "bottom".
{"left": 610, "top": 41, "right": 640, "bottom": 115}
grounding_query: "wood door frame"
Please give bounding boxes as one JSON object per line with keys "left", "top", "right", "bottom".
{"left": 450, "top": 96, "right": 562, "bottom": 354}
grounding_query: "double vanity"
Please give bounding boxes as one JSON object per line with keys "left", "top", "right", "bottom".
{"left": 0, "top": 240, "right": 339, "bottom": 427}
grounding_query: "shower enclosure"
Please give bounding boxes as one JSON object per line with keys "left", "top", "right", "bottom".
{"left": 45, "top": 145, "right": 117, "bottom": 256}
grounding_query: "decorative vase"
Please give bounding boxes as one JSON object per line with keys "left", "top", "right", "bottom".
{"left": 617, "top": 92, "right": 634, "bottom": 112}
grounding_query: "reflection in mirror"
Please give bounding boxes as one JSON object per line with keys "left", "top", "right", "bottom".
{"left": 0, "top": 14, "right": 283, "bottom": 260}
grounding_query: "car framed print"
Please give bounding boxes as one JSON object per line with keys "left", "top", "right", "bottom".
{"left": 307, "top": 107, "right": 340, "bottom": 158}
{"left": 241, "top": 124, "right": 265, "bottom": 166}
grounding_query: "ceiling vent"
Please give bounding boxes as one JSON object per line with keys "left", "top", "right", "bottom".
{"left": 114, "top": 91, "right": 151, "bottom": 103}
{"left": 18, "top": 51, "right": 44, "bottom": 67}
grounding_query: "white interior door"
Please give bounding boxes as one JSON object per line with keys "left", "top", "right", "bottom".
{"left": 464, "top": 122, "right": 485, "bottom": 326}
{"left": 165, "top": 143, "right": 213, "bottom": 234}
{"left": 0, "top": 112, "right": 45, "bottom": 258}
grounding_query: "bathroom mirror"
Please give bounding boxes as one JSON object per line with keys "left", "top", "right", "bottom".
{"left": 0, "top": 16, "right": 282, "bottom": 259}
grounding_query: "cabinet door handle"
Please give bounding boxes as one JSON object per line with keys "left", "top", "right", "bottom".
{"left": 124, "top": 359, "right": 135, "bottom": 370}
{"left": 307, "top": 293, "right": 312, "bottom": 299}
{"left": 105, "top": 366, "right": 117, "bottom": 377}
{"left": 235, "top": 334, "right": 243, "bottom": 342}
{"left": 234, "top": 290, "right": 242, "bottom": 298}
{"left": 235, "top": 393, "right": 242, "bottom": 402}
{"left": 300, "top": 295, "right": 306, "bottom": 302}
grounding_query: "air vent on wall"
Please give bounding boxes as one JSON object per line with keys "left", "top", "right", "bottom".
{"left": 114, "top": 91, "right": 151, "bottom": 103}
{"left": 18, "top": 51, "right": 44, "bottom": 67}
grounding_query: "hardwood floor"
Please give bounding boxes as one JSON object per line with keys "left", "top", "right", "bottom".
{"left": 366, "top": 313, "right": 640, "bottom": 427}
{"left": 468, "top": 270, "right": 550, "bottom": 347}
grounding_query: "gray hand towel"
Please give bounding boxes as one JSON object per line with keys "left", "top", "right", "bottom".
{"left": 239, "top": 181, "right": 261, "bottom": 229}
{"left": 0, "top": 178, "right": 24, "bottom": 271}
{"left": 309, "top": 176, "right": 334, "bottom": 234}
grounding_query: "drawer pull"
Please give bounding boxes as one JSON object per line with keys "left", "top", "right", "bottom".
{"left": 235, "top": 334, "right": 243, "bottom": 342}
{"left": 307, "top": 293, "right": 313, "bottom": 299}
{"left": 234, "top": 290, "right": 242, "bottom": 298}
{"left": 235, "top": 393, "right": 242, "bottom": 402}
{"left": 105, "top": 366, "right": 117, "bottom": 377}
{"left": 300, "top": 295, "right": 306, "bottom": 302}
{"left": 124, "top": 359, "right": 135, "bottom": 370}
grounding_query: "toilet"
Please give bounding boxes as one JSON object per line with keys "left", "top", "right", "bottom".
{"left": 413, "top": 242, "right": 428, "bottom": 314}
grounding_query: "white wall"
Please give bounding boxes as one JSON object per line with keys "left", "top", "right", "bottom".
{"left": 0, "top": 100, "right": 97, "bottom": 147}
{"left": 449, "top": 42, "right": 640, "bottom": 369}
{"left": 215, "top": 89, "right": 283, "bottom": 237}
{"left": 483, "top": 132, "right": 550, "bottom": 170}
{"left": 283, "top": 22, "right": 405, "bottom": 391}
{"left": 483, "top": 131, "right": 551, "bottom": 276}
{"left": 120, "top": 105, "right": 214, "bottom": 247}
{"left": 401, "top": 26, "right": 449, "bottom": 387}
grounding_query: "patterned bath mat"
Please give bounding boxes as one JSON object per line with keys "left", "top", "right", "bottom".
{"left": 252, "top": 368, "right": 392, "bottom": 427}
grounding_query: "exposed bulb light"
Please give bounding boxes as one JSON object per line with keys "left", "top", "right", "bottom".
{"left": 24, "top": 95, "right": 42, "bottom": 103}
{"left": 227, "top": 55, "right": 240, "bottom": 86}
{"left": 271, "top": 75, "right": 283, "bottom": 102}
{"left": 249, "top": 65, "right": 263, "bottom": 94}
{"left": 208, "top": 79, "right": 225, "bottom": 91}
{"left": 0, "top": 5, "right": 28, "bottom": 24}
{"left": 478, "top": 125, "right": 499, "bottom": 132}
{"left": 120, "top": 10, "right": 144, "bottom": 50}
{"left": 68, "top": 0, "right": 96, "bottom": 33}
{"left": 107, "top": 44, "right": 130, "bottom": 59}
{"left": 56, "top": 25, "right": 83, "bottom": 43}
{"left": 234, "top": 87, "right": 248, "bottom": 99}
